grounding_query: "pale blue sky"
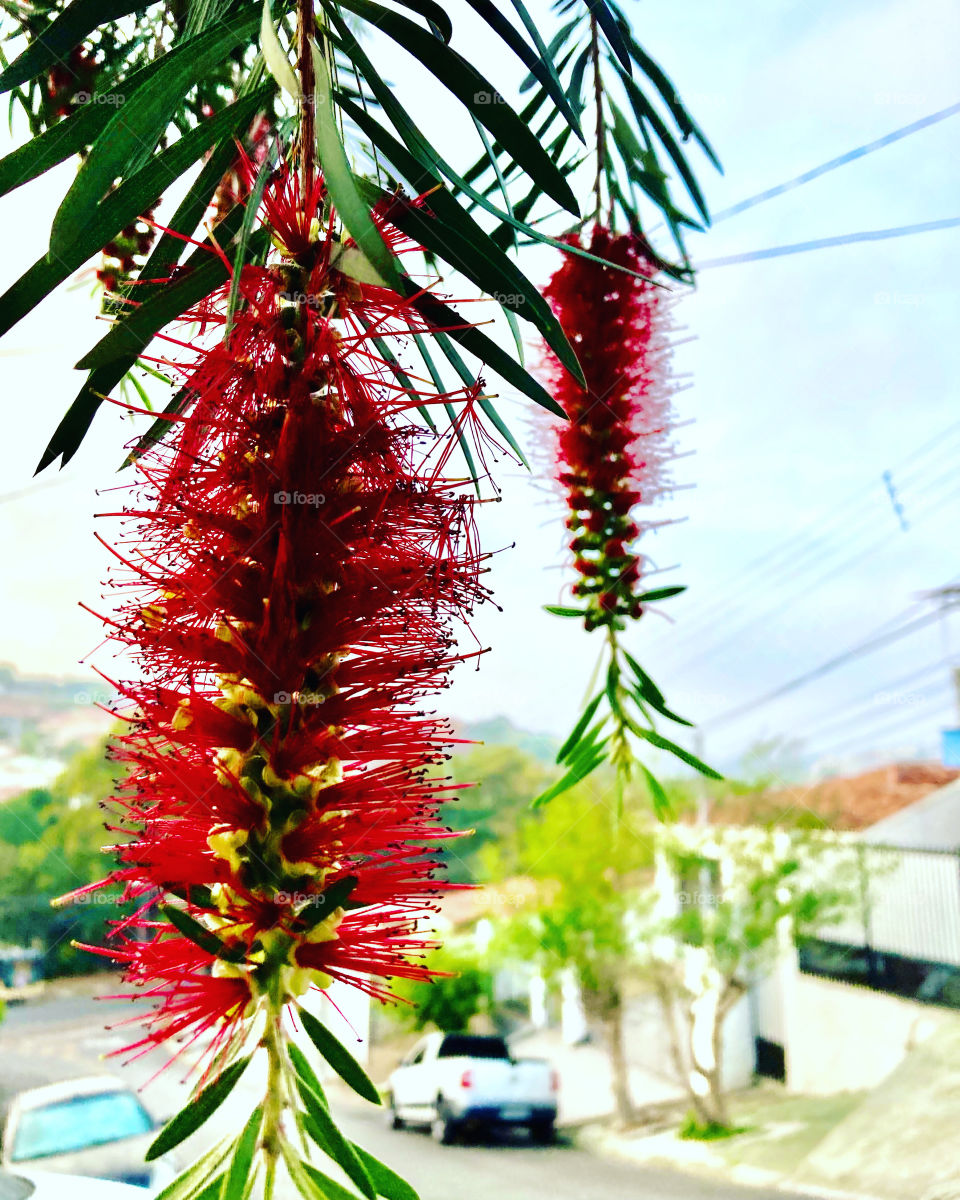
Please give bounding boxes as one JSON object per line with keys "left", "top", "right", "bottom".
{"left": 0, "top": 0, "right": 958, "bottom": 775}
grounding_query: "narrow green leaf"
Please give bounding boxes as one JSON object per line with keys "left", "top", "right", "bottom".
{"left": 299, "top": 1160, "right": 363, "bottom": 1200}
{"left": 636, "top": 585, "right": 686, "bottom": 602}
{"left": 299, "top": 1006, "right": 381, "bottom": 1105}
{"left": 154, "top": 1136, "right": 233, "bottom": 1200}
{"left": 220, "top": 1107, "right": 263, "bottom": 1200}
{"left": 585, "top": 0, "right": 631, "bottom": 75}
{"left": 261, "top": 0, "right": 301, "bottom": 98}
{"left": 1, "top": 86, "right": 271, "bottom": 349}
{"left": 639, "top": 763, "right": 672, "bottom": 820}
{"left": 403, "top": 287, "right": 566, "bottom": 418}
{"left": 50, "top": 7, "right": 261, "bottom": 257}
{"left": 532, "top": 741, "right": 608, "bottom": 807}
{"left": 335, "top": 0, "right": 579, "bottom": 215}
{"left": 297, "top": 1076, "right": 376, "bottom": 1200}
{"left": 353, "top": 1147, "right": 420, "bottom": 1200}
{"left": 621, "top": 71, "right": 710, "bottom": 224}
{"left": 289, "top": 1042, "right": 328, "bottom": 1102}
{"left": 623, "top": 650, "right": 692, "bottom": 726}
{"left": 389, "top": 0, "right": 453, "bottom": 41}
{"left": 147, "top": 1058, "right": 252, "bottom": 1161}
{"left": 162, "top": 904, "right": 248, "bottom": 963}
{"left": 461, "top": 0, "right": 581, "bottom": 137}
{"left": 633, "top": 728, "right": 722, "bottom": 779}
{"left": 619, "top": 17, "right": 721, "bottom": 168}
{"left": 556, "top": 692, "right": 604, "bottom": 763}
{"left": 311, "top": 41, "right": 402, "bottom": 290}
{"left": 544, "top": 605, "right": 585, "bottom": 618}
{"left": 78, "top": 217, "right": 265, "bottom": 370}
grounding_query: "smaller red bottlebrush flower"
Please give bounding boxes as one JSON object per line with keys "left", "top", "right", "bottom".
{"left": 46, "top": 44, "right": 100, "bottom": 118}
{"left": 541, "top": 225, "right": 677, "bottom": 631}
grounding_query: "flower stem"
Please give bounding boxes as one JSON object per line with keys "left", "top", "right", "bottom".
{"left": 296, "top": 0, "right": 317, "bottom": 197}
{"left": 261, "top": 1011, "right": 286, "bottom": 1200}
{"left": 590, "top": 13, "right": 604, "bottom": 227}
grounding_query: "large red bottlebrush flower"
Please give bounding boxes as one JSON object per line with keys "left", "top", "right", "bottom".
{"left": 70, "top": 160, "right": 489, "bottom": 1063}
{"left": 541, "top": 226, "right": 677, "bottom": 631}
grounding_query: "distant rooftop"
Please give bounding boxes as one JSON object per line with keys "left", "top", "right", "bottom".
{"left": 711, "top": 762, "right": 960, "bottom": 832}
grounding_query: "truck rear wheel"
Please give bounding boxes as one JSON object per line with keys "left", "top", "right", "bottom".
{"left": 529, "top": 1118, "right": 555, "bottom": 1144}
{"left": 430, "top": 1098, "right": 457, "bottom": 1144}
{"left": 384, "top": 1093, "right": 403, "bottom": 1130}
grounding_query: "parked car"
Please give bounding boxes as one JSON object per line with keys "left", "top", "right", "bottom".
{"left": 1, "top": 1165, "right": 152, "bottom": 1199}
{"left": 386, "top": 1032, "right": 558, "bottom": 1143}
{"left": 1, "top": 1076, "right": 175, "bottom": 1191}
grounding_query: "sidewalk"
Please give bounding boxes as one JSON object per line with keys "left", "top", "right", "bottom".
{"left": 575, "top": 1085, "right": 871, "bottom": 1197}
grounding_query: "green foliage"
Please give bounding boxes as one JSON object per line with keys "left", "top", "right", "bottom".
{"left": 0, "top": 733, "right": 126, "bottom": 976}
{"left": 390, "top": 943, "right": 493, "bottom": 1033}
{"left": 483, "top": 785, "right": 656, "bottom": 998}
{"left": 679, "top": 1113, "right": 750, "bottom": 1141}
{"left": 443, "top": 743, "right": 555, "bottom": 881}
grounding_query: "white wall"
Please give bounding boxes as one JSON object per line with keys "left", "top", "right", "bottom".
{"left": 782, "top": 958, "right": 944, "bottom": 1094}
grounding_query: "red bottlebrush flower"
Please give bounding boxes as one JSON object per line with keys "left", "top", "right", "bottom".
{"left": 540, "top": 226, "right": 677, "bottom": 629}
{"left": 80, "top": 159, "right": 489, "bottom": 1063}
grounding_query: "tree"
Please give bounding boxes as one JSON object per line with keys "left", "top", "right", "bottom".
{"left": 391, "top": 942, "right": 494, "bottom": 1034}
{"left": 643, "top": 825, "right": 858, "bottom": 1130}
{"left": 484, "top": 785, "right": 656, "bottom": 1126}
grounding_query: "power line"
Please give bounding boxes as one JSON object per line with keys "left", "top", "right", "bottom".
{"left": 788, "top": 659, "right": 948, "bottom": 744}
{"left": 666, "top": 468, "right": 960, "bottom": 678}
{"left": 696, "top": 217, "right": 960, "bottom": 270}
{"left": 808, "top": 689, "right": 953, "bottom": 760}
{"left": 702, "top": 602, "right": 954, "bottom": 731}
{"left": 661, "top": 418, "right": 960, "bottom": 652}
{"left": 709, "top": 102, "right": 960, "bottom": 223}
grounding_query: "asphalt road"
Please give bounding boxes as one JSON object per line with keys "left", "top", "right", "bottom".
{"left": 0, "top": 991, "right": 807, "bottom": 1200}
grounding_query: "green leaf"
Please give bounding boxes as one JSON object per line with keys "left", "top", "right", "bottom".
{"left": 154, "top": 1136, "right": 234, "bottom": 1200}
{"left": 297, "top": 1076, "right": 376, "bottom": 1200}
{"left": 0, "top": 85, "right": 271, "bottom": 345}
{"left": 352, "top": 1147, "right": 419, "bottom": 1200}
{"left": 335, "top": 0, "right": 579, "bottom": 215}
{"left": 461, "top": 0, "right": 581, "bottom": 138}
{"left": 0, "top": 60, "right": 162, "bottom": 199}
{"left": 311, "top": 42, "right": 402, "bottom": 290}
{"left": 220, "top": 1106, "right": 263, "bottom": 1200}
{"left": 636, "top": 585, "right": 686, "bottom": 602}
{"left": 622, "top": 650, "right": 692, "bottom": 727}
{"left": 300, "top": 1159, "right": 363, "bottom": 1200}
{"left": 162, "top": 904, "right": 249, "bottom": 963}
{"left": 556, "top": 692, "right": 604, "bottom": 763}
{"left": 639, "top": 763, "right": 672, "bottom": 820}
{"left": 0, "top": 0, "right": 144, "bottom": 93}
{"left": 633, "top": 728, "right": 722, "bottom": 779}
{"left": 544, "top": 605, "right": 585, "bottom": 618}
{"left": 532, "top": 741, "right": 608, "bottom": 807}
{"left": 298, "top": 1006, "right": 381, "bottom": 1105}
{"left": 50, "top": 7, "right": 261, "bottom": 258}
{"left": 586, "top": 0, "right": 632, "bottom": 74}
{"left": 297, "top": 874, "right": 361, "bottom": 929}
{"left": 403, "top": 287, "right": 566, "bottom": 418}
{"left": 79, "top": 214, "right": 264, "bottom": 370}
{"left": 389, "top": 0, "right": 453, "bottom": 41}
{"left": 619, "top": 16, "right": 721, "bottom": 168}
{"left": 261, "top": 0, "right": 301, "bottom": 98}
{"left": 620, "top": 70, "right": 710, "bottom": 224}
{"left": 147, "top": 1058, "right": 253, "bottom": 1160}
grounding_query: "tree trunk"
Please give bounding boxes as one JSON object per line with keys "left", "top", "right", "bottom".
{"left": 606, "top": 998, "right": 634, "bottom": 1128}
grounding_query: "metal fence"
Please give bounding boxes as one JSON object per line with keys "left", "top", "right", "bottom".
{"left": 798, "top": 843, "right": 960, "bottom": 1009}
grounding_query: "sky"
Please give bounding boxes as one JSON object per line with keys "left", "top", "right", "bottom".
{"left": 0, "top": 0, "right": 958, "bottom": 777}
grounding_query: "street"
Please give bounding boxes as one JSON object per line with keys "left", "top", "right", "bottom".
{"left": 0, "top": 991, "right": 807, "bottom": 1200}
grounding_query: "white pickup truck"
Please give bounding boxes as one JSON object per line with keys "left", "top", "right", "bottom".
{"left": 385, "top": 1033, "right": 558, "bottom": 1144}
